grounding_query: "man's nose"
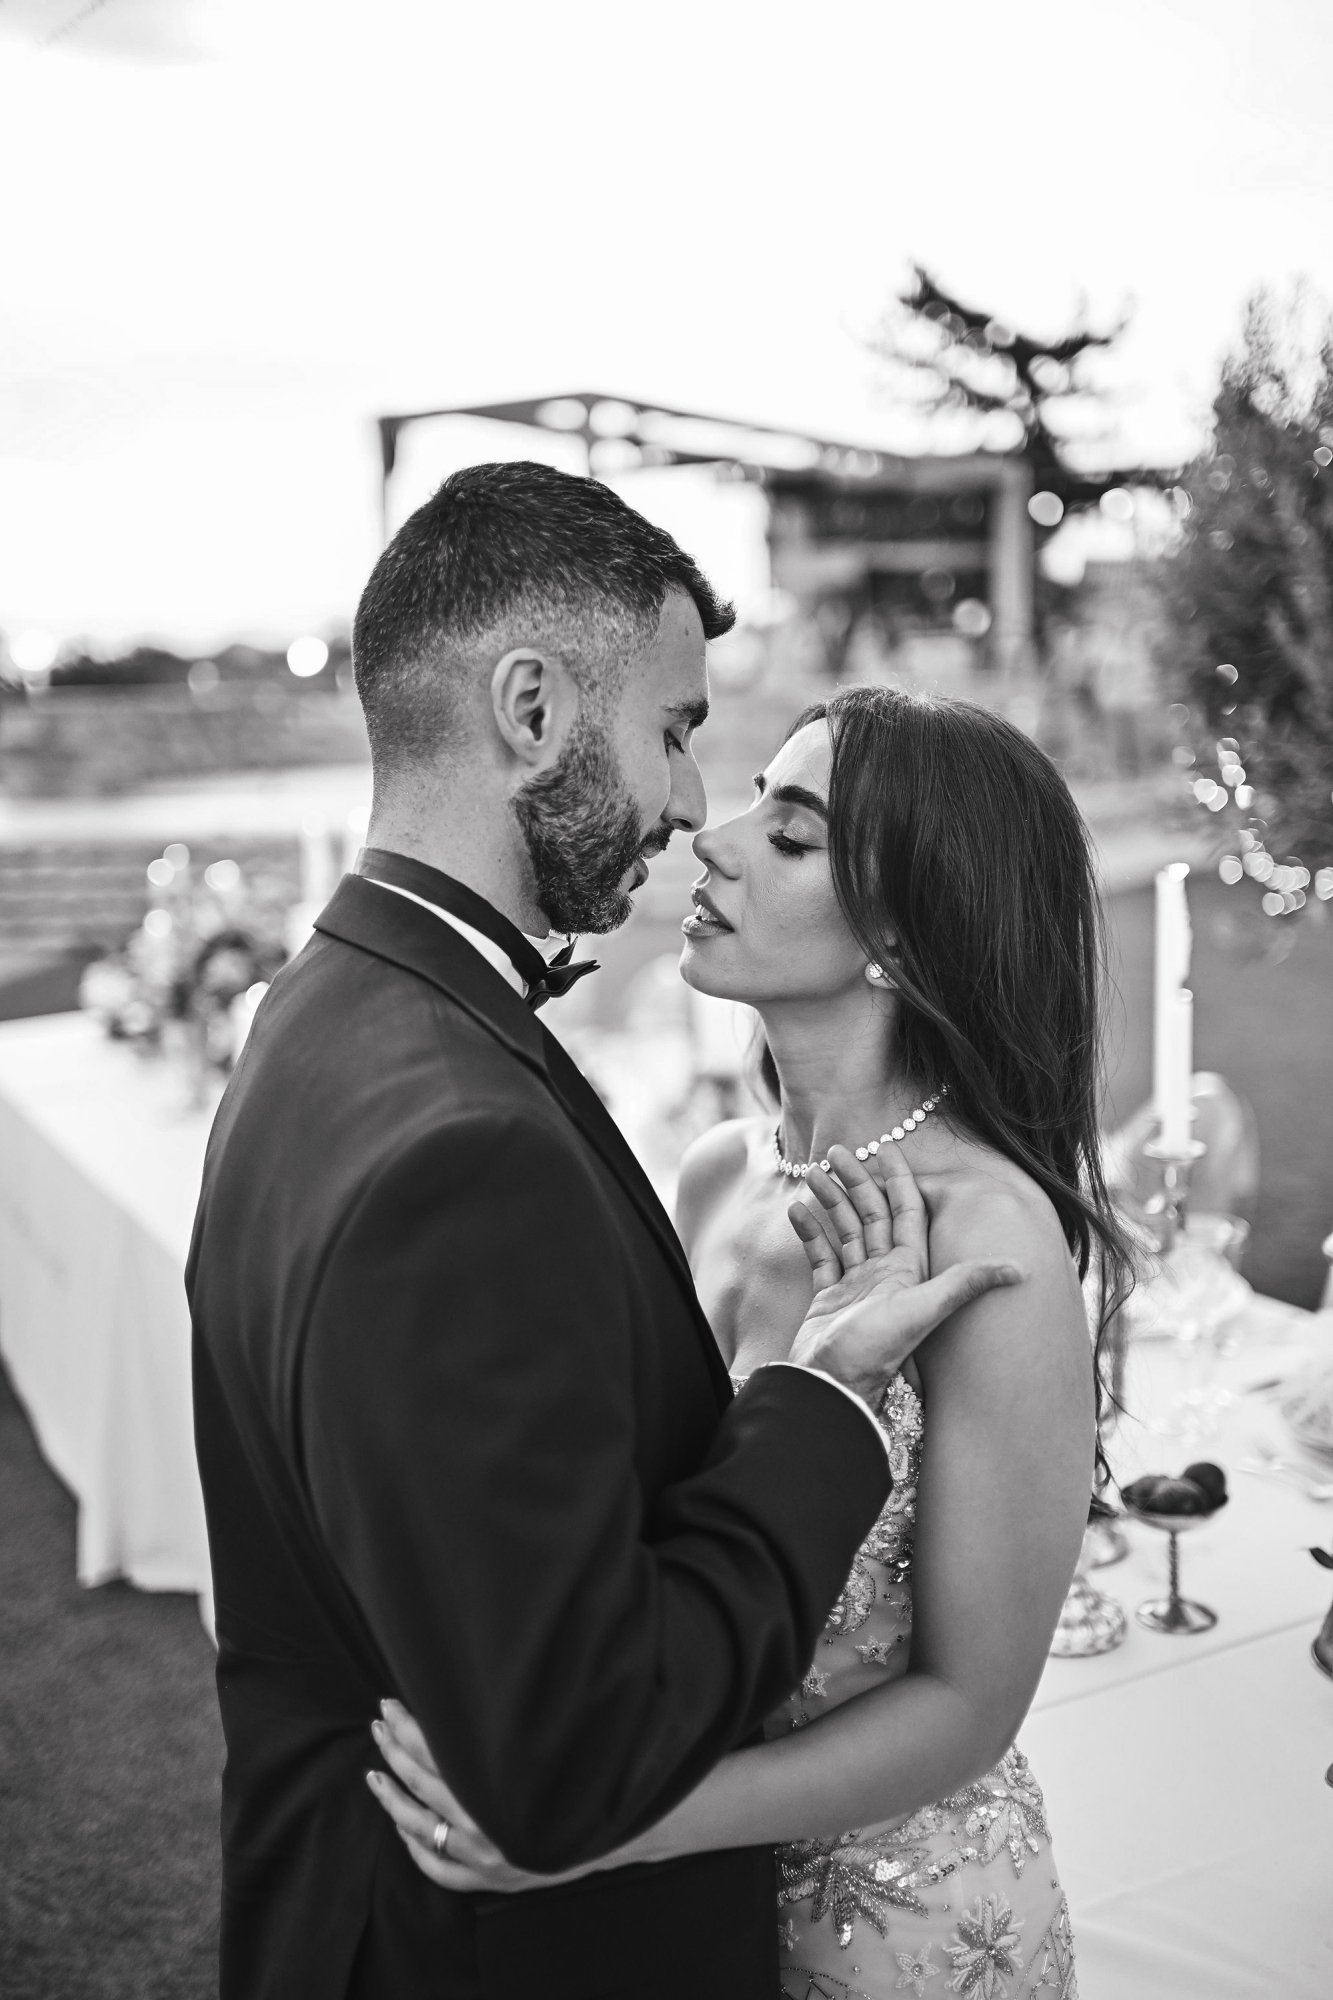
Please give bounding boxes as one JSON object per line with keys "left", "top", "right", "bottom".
{"left": 668, "top": 750, "right": 707, "bottom": 834}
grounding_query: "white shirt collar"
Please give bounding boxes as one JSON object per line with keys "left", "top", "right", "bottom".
{"left": 365, "top": 876, "right": 560, "bottom": 1000}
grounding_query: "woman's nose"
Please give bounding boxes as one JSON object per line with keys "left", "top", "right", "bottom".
{"left": 692, "top": 818, "right": 741, "bottom": 874}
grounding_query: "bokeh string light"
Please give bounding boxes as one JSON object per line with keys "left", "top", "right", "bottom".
{"left": 1175, "top": 664, "right": 1330, "bottom": 920}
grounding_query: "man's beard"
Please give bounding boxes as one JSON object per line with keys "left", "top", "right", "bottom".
{"left": 511, "top": 713, "right": 671, "bottom": 936}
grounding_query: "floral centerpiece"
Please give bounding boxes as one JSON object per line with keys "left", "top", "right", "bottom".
{"left": 80, "top": 846, "right": 289, "bottom": 1083}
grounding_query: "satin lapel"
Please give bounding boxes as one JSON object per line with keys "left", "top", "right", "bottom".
{"left": 315, "top": 875, "right": 549, "bottom": 1078}
{"left": 314, "top": 879, "right": 732, "bottom": 1405}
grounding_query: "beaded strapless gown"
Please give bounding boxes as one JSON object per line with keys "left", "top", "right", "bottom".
{"left": 733, "top": 1373, "right": 1078, "bottom": 2000}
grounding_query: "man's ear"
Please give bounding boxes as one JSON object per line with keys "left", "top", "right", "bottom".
{"left": 490, "top": 649, "right": 577, "bottom": 767}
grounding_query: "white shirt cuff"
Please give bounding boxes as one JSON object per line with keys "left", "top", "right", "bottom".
{"left": 765, "top": 1362, "right": 892, "bottom": 1467}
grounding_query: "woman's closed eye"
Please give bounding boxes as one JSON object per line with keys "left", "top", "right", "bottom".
{"left": 768, "top": 830, "right": 813, "bottom": 857}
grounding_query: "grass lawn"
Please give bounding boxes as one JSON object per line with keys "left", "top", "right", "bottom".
{"left": 0, "top": 1366, "right": 221, "bottom": 2000}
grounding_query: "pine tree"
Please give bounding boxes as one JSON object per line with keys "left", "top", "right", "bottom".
{"left": 1165, "top": 290, "right": 1333, "bottom": 908}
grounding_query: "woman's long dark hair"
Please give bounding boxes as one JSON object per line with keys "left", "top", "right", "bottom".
{"left": 761, "top": 685, "right": 1135, "bottom": 1471}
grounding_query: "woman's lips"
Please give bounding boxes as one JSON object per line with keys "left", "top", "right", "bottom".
{"left": 681, "top": 890, "right": 733, "bottom": 938}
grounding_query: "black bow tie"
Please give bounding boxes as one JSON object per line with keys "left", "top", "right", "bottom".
{"left": 355, "top": 848, "right": 599, "bottom": 1011}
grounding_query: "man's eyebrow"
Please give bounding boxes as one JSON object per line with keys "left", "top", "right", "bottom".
{"left": 752, "top": 773, "right": 828, "bottom": 819}
{"left": 667, "top": 699, "right": 709, "bottom": 729}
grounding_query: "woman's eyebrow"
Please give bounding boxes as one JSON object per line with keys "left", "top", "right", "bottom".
{"left": 752, "top": 773, "right": 828, "bottom": 819}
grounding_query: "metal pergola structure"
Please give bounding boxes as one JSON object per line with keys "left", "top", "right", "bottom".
{"left": 374, "top": 392, "right": 915, "bottom": 541}
{"left": 374, "top": 392, "right": 1037, "bottom": 673}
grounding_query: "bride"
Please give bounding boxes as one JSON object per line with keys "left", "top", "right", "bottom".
{"left": 368, "top": 685, "right": 1132, "bottom": 1999}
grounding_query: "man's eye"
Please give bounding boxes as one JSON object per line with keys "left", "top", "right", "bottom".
{"left": 768, "top": 832, "right": 808, "bottom": 857}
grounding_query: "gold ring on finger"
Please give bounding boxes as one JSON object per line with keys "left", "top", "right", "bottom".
{"left": 433, "top": 1819, "right": 451, "bottom": 1857}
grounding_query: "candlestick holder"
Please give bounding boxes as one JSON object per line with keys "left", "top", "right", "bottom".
{"left": 1049, "top": 1522, "right": 1128, "bottom": 1656}
{"left": 1142, "top": 1135, "right": 1207, "bottom": 1249}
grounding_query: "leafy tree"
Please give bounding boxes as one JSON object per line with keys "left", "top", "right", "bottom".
{"left": 1164, "top": 289, "right": 1333, "bottom": 908}
{"left": 871, "top": 265, "right": 1172, "bottom": 518}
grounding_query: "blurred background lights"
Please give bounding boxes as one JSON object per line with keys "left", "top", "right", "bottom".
{"left": 1027, "top": 490, "right": 1065, "bottom": 527}
{"left": 1098, "top": 487, "right": 1135, "bottom": 522}
{"left": 1314, "top": 446, "right": 1333, "bottom": 467}
{"left": 204, "top": 860, "right": 242, "bottom": 894}
{"left": 146, "top": 858, "right": 175, "bottom": 889}
{"left": 163, "top": 843, "right": 190, "bottom": 870}
{"left": 143, "top": 908, "right": 173, "bottom": 938}
{"left": 1216, "top": 662, "right": 1239, "bottom": 684}
{"left": 286, "top": 637, "right": 329, "bottom": 679}
{"left": 11, "top": 629, "right": 58, "bottom": 676}
{"left": 188, "top": 660, "right": 220, "bottom": 695}
{"left": 952, "top": 597, "right": 992, "bottom": 637}
{"left": 535, "top": 398, "right": 589, "bottom": 432}
{"left": 589, "top": 400, "right": 638, "bottom": 437}
{"left": 1316, "top": 869, "right": 1333, "bottom": 900}
{"left": 1219, "top": 855, "right": 1244, "bottom": 884}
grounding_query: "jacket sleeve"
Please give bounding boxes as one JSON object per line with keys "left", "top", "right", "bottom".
{"left": 300, "top": 1108, "right": 889, "bottom": 1873}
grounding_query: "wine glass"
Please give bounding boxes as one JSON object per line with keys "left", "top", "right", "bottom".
{"left": 1127, "top": 1238, "right": 1246, "bottom": 1438}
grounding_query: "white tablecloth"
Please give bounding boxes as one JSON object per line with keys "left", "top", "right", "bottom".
{"left": 1024, "top": 1303, "right": 1333, "bottom": 1997}
{"left": 0, "top": 1014, "right": 213, "bottom": 1617}
{"left": 0, "top": 1014, "right": 1330, "bottom": 1990}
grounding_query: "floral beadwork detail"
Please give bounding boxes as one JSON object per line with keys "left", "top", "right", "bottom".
{"left": 765, "top": 1352, "right": 1074, "bottom": 1997}
{"left": 945, "top": 1749, "right": 1051, "bottom": 1878}
{"left": 777, "top": 1748, "right": 1053, "bottom": 1955}
{"left": 894, "top": 1943, "right": 941, "bottom": 1993}
{"left": 1029, "top": 1895, "right": 1078, "bottom": 1999}
{"left": 779, "top": 1832, "right": 931, "bottom": 1947}
{"left": 826, "top": 1555, "right": 879, "bottom": 1638}
{"left": 781, "top": 1969, "right": 873, "bottom": 2000}
{"left": 823, "top": 1375, "right": 924, "bottom": 1633}
{"left": 944, "top": 1895, "right": 1024, "bottom": 1997}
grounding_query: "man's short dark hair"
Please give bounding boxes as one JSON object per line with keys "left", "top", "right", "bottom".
{"left": 352, "top": 460, "right": 735, "bottom": 771}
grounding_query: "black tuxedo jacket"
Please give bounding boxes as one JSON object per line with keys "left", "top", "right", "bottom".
{"left": 188, "top": 873, "right": 890, "bottom": 1999}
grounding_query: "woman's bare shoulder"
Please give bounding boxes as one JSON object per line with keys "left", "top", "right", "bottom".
{"left": 675, "top": 1116, "right": 767, "bottom": 1252}
{"left": 925, "top": 1140, "right": 1073, "bottom": 1275}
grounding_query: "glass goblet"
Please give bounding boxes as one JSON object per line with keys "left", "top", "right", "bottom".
{"left": 1128, "top": 1506, "right": 1220, "bottom": 1635}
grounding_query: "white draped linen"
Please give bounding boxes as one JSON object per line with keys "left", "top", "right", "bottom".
{"left": 1024, "top": 1301, "right": 1333, "bottom": 1997}
{"left": 0, "top": 1013, "right": 213, "bottom": 1622}
{"left": 0, "top": 1012, "right": 1329, "bottom": 1991}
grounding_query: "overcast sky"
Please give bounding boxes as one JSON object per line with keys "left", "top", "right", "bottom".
{"left": 1, "top": 0, "right": 1331, "bottom": 648}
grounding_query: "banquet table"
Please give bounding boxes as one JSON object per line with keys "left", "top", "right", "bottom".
{"left": 1022, "top": 1307, "right": 1333, "bottom": 1997}
{"left": 0, "top": 1012, "right": 215, "bottom": 1623}
{"left": 0, "top": 1011, "right": 1330, "bottom": 1993}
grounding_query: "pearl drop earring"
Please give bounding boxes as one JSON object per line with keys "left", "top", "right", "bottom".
{"left": 865, "top": 962, "right": 895, "bottom": 989}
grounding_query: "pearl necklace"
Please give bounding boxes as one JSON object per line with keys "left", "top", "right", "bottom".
{"left": 773, "top": 1086, "right": 949, "bottom": 1179}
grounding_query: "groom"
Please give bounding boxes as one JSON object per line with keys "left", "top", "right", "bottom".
{"left": 188, "top": 462, "right": 1009, "bottom": 2000}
